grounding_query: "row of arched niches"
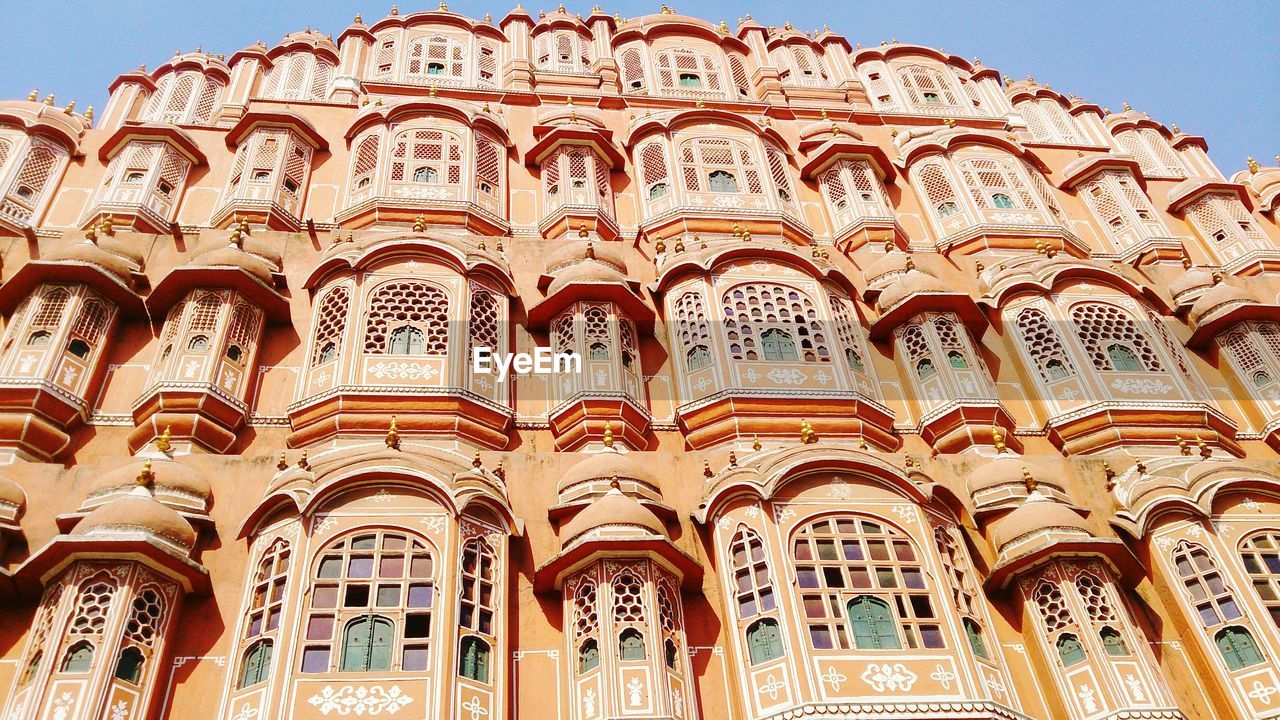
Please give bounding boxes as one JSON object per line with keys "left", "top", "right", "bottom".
{"left": 1, "top": 5, "right": 1280, "bottom": 720}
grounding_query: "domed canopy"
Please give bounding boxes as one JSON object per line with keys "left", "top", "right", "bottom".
{"left": 991, "top": 497, "right": 1090, "bottom": 551}
{"left": 74, "top": 492, "right": 198, "bottom": 549}
{"left": 49, "top": 239, "right": 143, "bottom": 285}
{"left": 88, "top": 459, "right": 211, "bottom": 504}
{"left": 559, "top": 488, "right": 666, "bottom": 547}
{"left": 557, "top": 452, "right": 660, "bottom": 495}
{"left": 862, "top": 249, "right": 912, "bottom": 290}
{"left": 878, "top": 267, "right": 947, "bottom": 311}
{"left": 544, "top": 260, "right": 631, "bottom": 297}
{"left": 0, "top": 474, "right": 24, "bottom": 509}
{"left": 189, "top": 243, "right": 279, "bottom": 285}
{"left": 1187, "top": 280, "right": 1257, "bottom": 327}
{"left": 1169, "top": 265, "right": 1215, "bottom": 301}
{"left": 967, "top": 455, "right": 1049, "bottom": 496}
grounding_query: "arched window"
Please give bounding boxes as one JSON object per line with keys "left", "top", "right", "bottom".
{"left": 1215, "top": 626, "right": 1264, "bottom": 670}
{"left": 312, "top": 287, "right": 349, "bottom": 367}
{"left": 114, "top": 646, "right": 145, "bottom": 683}
{"left": 897, "top": 65, "right": 962, "bottom": 111}
{"left": 1239, "top": 531, "right": 1280, "bottom": 627}
{"left": 459, "top": 538, "right": 497, "bottom": 636}
{"left": 916, "top": 162, "right": 962, "bottom": 225}
{"left": 1016, "top": 308, "right": 1076, "bottom": 383}
{"left": 459, "top": 636, "right": 490, "bottom": 682}
{"left": 1056, "top": 633, "right": 1086, "bottom": 666}
{"left": 67, "top": 339, "right": 90, "bottom": 358}
{"left": 679, "top": 137, "right": 763, "bottom": 196}
{"left": 1071, "top": 304, "right": 1162, "bottom": 373}
{"left": 474, "top": 135, "right": 503, "bottom": 199}
{"left": 61, "top": 641, "right": 94, "bottom": 672}
{"left": 934, "top": 526, "right": 989, "bottom": 660}
{"left": 1116, "top": 128, "right": 1185, "bottom": 178}
{"left": 674, "top": 291, "right": 712, "bottom": 371}
{"left": 350, "top": 135, "right": 380, "bottom": 196}
{"left": 245, "top": 540, "right": 290, "bottom": 640}
{"left": 722, "top": 284, "right": 831, "bottom": 362}
{"left": 619, "top": 628, "right": 646, "bottom": 660}
{"left": 1172, "top": 541, "right": 1243, "bottom": 628}
{"left": 578, "top": 639, "right": 599, "bottom": 673}
{"left": 365, "top": 282, "right": 449, "bottom": 356}
{"left": 747, "top": 618, "right": 783, "bottom": 664}
{"left": 819, "top": 159, "right": 890, "bottom": 224}
{"left": 389, "top": 326, "right": 425, "bottom": 355}
{"left": 847, "top": 596, "right": 901, "bottom": 650}
{"left": 301, "top": 530, "right": 435, "bottom": 673}
{"left": 1100, "top": 627, "right": 1129, "bottom": 656}
{"left": 793, "top": 514, "right": 942, "bottom": 650}
{"left": 729, "top": 528, "right": 775, "bottom": 618}
{"left": 686, "top": 346, "right": 711, "bottom": 370}
{"left": 389, "top": 128, "right": 463, "bottom": 190}
{"left": 1017, "top": 98, "right": 1084, "bottom": 144}
{"left": 915, "top": 358, "right": 936, "bottom": 379}
{"left": 654, "top": 48, "right": 724, "bottom": 95}
{"left": 535, "top": 30, "right": 590, "bottom": 73}
{"left": 1077, "top": 170, "right": 1167, "bottom": 250}
{"left": 619, "top": 48, "right": 647, "bottom": 92}
{"left": 340, "top": 615, "right": 395, "bottom": 671}
{"left": 239, "top": 640, "right": 273, "bottom": 688}
{"left": 262, "top": 52, "right": 333, "bottom": 101}
{"left": 964, "top": 619, "right": 988, "bottom": 660}
{"left": 829, "top": 296, "right": 869, "bottom": 375}
{"left": 27, "top": 330, "right": 50, "bottom": 346}
{"left": 405, "top": 35, "right": 467, "bottom": 83}
{"left": 956, "top": 156, "right": 1041, "bottom": 212}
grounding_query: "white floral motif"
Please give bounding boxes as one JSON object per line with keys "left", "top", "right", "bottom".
{"left": 692, "top": 377, "right": 711, "bottom": 392}
{"left": 828, "top": 477, "right": 852, "bottom": 499}
{"left": 109, "top": 701, "right": 129, "bottom": 720}
{"left": 1124, "top": 674, "right": 1146, "bottom": 702}
{"left": 366, "top": 362, "right": 439, "bottom": 381}
{"left": 1077, "top": 684, "right": 1097, "bottom": 713}
{"left": 373, "top": 489, "right": 393, "bottom": 504}
{"left": 581, "top": 689, "right": 596, "bottom": 716}
{"left": 1109, "top": 377, "right": 1173, "bottom": 395}
{"left": 985, "top": 674, "right": 1008, "bottom": 699}
{"left": 420, "top": 515, "right": 447, "bottom": 534}
{"left": 713, "top": 195, "right": 744, "bottom": 208}
{"left": 312, "top": 370, "right": 330, "bottom": 386}
{"left": 626, "top": 677, "right": 644, "bottom": 707}
{"left": 1249, "top": 680, "right": 1279, "bottom": 705}
{"left": 231, "top": 705, "right": 261, "bottom": 720}
{"left": 766, "top": 368, "right": 807, "bottom": 385}
{"left": 758, "top": 673, "right": 786, "bottom": 700}
{"left": 1186, "top": 523, "right": 1204, "bottom": 538}
{"left": 672, "top": 694, "right": 685, "bottom": 718}
{"left": 394, "top": 186, "right": 451, "bottom": 200}
{"left": 990, "top": 211, "right": 1038, "bottom": 224}
{"left": 891, "top": 505, "right": 918, "bottom": 523}
{"left": 307, "top": 685, "right": 413, "bottom": 716}
{"left": 773, "top": 506, "right": 796, "bottom": 524}
{"left": 313, "top": 515, "right": 337, "bottom": 534}
{"left": 1245, "top": 497, "right": 1263, "bottom": 511}
{"left": 818, "top": 666, "right": 848, "bottom": 692}
{"left": 813, "top": 370, "right": 831, "bottom": 385}
{"left": 1154, "top": 536, "right": 1175, "bottom": 551}
{"left": 460, "top": 696, "right": 488, "bottom": 720}
{"left": 930, "top": 664, "right": 956, "bottom": 690}
{"left": 861, "top": 663, "right": 917, "bottom": 692}
{"left": 744, "top": 504, "right": 761, "bottom": 518}
{"left": 52, "top": 694, "right": 75, "bottom": 720}
{"left": 741, "top": 368, "right": 760, "bottom": 383}
{"left": 716, "top": 516, "right": 732, "bottom": 531}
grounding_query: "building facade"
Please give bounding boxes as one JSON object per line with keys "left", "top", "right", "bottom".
{"left": 0, "top": 5, "right": 1279, "bottom": 720}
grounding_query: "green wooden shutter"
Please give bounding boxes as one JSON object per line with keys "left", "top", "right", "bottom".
{"left": 369, "top": 618, "right": 394, "bottom": 671}
{"left": 1101, "top": 628, "right": 1129, "bottom": 656}
{"left": 1056, "top": 634, "right": 1086, "bottom": 666}
{"left": 748, "top": 619, "right": 784, "bottom": 664}
{"left": 341, "top": 617, "right": 371, "bottom": 671}
{"left": 964, "top": 619, "right": 988, "bottom": 660}
{"left": 1218, "top": 627, "right": 1264, "bottom": 670}
{"left": 849, "top": 596, "right": 900, "bottom": 650}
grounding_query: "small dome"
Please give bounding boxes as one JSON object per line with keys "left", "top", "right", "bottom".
{"left": 878, "top": 267, "right": 946, "bottom": 310}
{"left": 991, "top": 498, "right": 1089, "bottom": 550}
{"left": 74, "top": 492, "right": 197, "bottom": 549}
{"left": 1168, "top": 265, "right": 1216, "bottom": 301}
{"left": 88, "top": 459, "right": 211, "bottom": 503}
{"left": 545, "top": 260, "right": 630, "bottom": 297}
{"left": 557, "top": 452, "right": 660, "bottom": 495}
{"left": 1188, "top": 280, "right": 1257, "bottom": 326}
{"left": 862, "top": 249, "right": 912, "bottom": 287}
{"left": 545, "top": 241, "right": 627, "bottom": 274}
{"left": 967, "top": 455, "right": 1048, "bottom": 496}
{"left": 0, "top": 473, "right": 24, "bottom": 509}
{"left": 49, "top": 240, "right": 141, "bottom": 284}
{"left": 190, "top": 243, "right": 278, "bottom": 284}
{"left": 559, "top": 488, "right": 666, "bottom": 546}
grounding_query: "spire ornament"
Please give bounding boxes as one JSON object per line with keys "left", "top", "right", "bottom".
{"left": 156, "top": 426, "right": 172, "bottom": 453}
{"left": 386, "top": 416, "right": 401, "bottom": 449}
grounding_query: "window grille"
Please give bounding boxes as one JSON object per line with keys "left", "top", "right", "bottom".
{"left": 729, "top": 527, "right": 775, "bottom": 619}
{"left": 311, "top": 287, "right": 349, "bottom": 367}
{"left": 389, "top": 129, "right": 464, "bottom": 187}
{"left": 1172, "top": 541, "right": 1244, "bottom": 628}
{"left": 679, "top": 137, "right": 763, "bottom": 196}
{"left": 1071, "top": 303, "right": 1162, "bottom": 372}
{"left": 364, "top": 281, "right": 449, "bottom": 355}
{"left": 674, "top": 290, "right": 711, "bottom": 370}
{"left": 405, "top": 35, "right": 467, "bottom": 83}
{"left": 654, "top": 49, "right": 724, "bottom": 96}
{"left": 467, "top": 285, "right": 501, "bottom": 357}
{"left": 459, "top": 537, "right": 498, "bottom": 637}
{"left": 620, "top": 48, "right": 647, "bottom": 93}
{"left": 722, "top": 284, "right": 830, "bottom": 362}
{"left": 70, "top": 575, "right": 117, "bottom": 636}
{"left": 1016, "top": 308, "right": 1075, "bottom": 382}
{"left": 896, "top": 64, "right": 963, "bottom": 112}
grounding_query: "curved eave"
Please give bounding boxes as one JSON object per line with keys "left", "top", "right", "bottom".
{"left": 851, "top": 44, "right": 973, "bottom": 71}
{"left": 108, "top": 70, "right": 159, "bottom": 94}
{"left": 1059, "top": 154, "right": 1145, "bottom": 190}
{"left": 151, "top": 58, "right": 231, "bottom": 83}
{"left": 148, "top": 267, "right": 289, "bottom": 320}
{"left": 266, "top": 39, "right": 341, "bottom": 65}
{"left": 337, "top": 24, "right": 375, "bottom": 44}
{"left": 303, "top": 237, "right": 516, "bottom": 295}
{"left": 531, "top": 15, "right": 591, "bottom": 35}
{"left": 99, "top": 122, "right": 207, "bottom": 165}
{"left": 899, "top": 130, "right": 1028, "bottom": 168}
{"left": 697, "top": 448, "right": 930, "bottom": 523}
{"left": 624, "top": 109, "right": 785, "bottom": 149}
{"left": 368, "top": 11, "right": 507, "bottom": 40}
{"left": 979, "top": 262, "right": 1168, "bottom": 313}
{"left": 1189, "top": 302, "right": 1280, "bottom": 348}
{"left": 870, "top": 292, "right": 986, "bottom": 341}
{"left": 1120, "top": 474, "right": 1280, "bottom": 538}
{"left": 228, "top": 46, "right": 271, "bottom": 66}
{"left": 226, "top": 110, "right": 329, "bottom": 151}
{"left": 611, "top": 18, "right": 750, "bottom": 55}
{"left": 534, "top": 535, "right": 703, "bottom": 592}
{"left": 0, "top": 261, "right": 145, "bottom": 317}
{"left": 1172, "top": 134, "right": 1209, "bottom": 153}
{"left": 524, "top": 126, "right": 625, "bottom": 167}
{"left": 15, "top": 535, "right": 210, "bottom": 595}
{"left": 528, "top": 280, "right": 655, "bottom": 332}
{"left": 345, "top": 101, "right": 511, "bottom": 145}
{"left": 1007, "top": 86, "right": 1071, "bottom": 107}
{"left": 1105, "top": 115, "right": 1173, "bottom": 137}
{"left": 0, "top": 106, "right": 87, "bottom": 151}
{"left": 236, "top": 489, "right": 306, "bottom": 539}
{"left": 765, "top": 33, "right": 826, "bottom": 54}
{"left": 800, "top": 139, "right": 895, "bottom": 181}
{"left": 985, "top": 537, "right": 1139, "bottom": 590}
{"left": 652, "top": 245, "right": 856, "bottom": 295}
{"left": 1167, "top": 178, "right": 1252, "bottom": 213}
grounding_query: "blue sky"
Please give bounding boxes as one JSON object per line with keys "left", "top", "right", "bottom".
{"left": 2, "top": 1, "right": 1275, "bottom": 172}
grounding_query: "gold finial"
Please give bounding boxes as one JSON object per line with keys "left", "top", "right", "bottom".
{"left": 1248, "top": 157, "right": 1261, "bottom": 174}
{"left": 390, "top": 4, "right": 399, "bottom": 15}
{"left": 156, "top": 425, "right": 172, "bottom": 453}
{"left": 603, "top": 421, "right": 614, "bottom": 447}
{"left": 1177, "top": 435, "right": 1190, "bottom": 455}
{"left": 386, "top": 416, "right": 401, "bottom": 449}
{"left": 27, "top": 89, "right": 38, "bottom": 102}
{"left": 1021, "top": 467, "right": 1037, "bottom": 493}
{"left": 1122, "top": 101, "right": 1131, "bottom": 111}
{"left": 1197, "top": 435, "right": 1212, "bottom": 458}
{"left": 578, "top": 223, "right": 590, "bottom": 238}
{"left": 660, "top": 4, "right": 674, "bottom": 14}
{"left": 496, "top": 238, "right": 504, "bottom": 252}
{"left": 494, "top": 459, "right": 505, "bottom": 480}
{"left": 695, "top": 234, "right": 705, "bottom": 249}
{"left": 904, "top": 455, "right": 915, "bottom": 468}
{"left": 1026, "top": 74, "right": 1034, "bottom": 82}
{"left": 741, "top": 229, "right": 752, "bottom": 242}
{"left": 439, "top": 1, "right": 448, "bottom": 10}
{"left": 1171, "top": 123, "right": 1180, "bottom": 133}
{"left": 904, "top": 256, "right": 916, "bottom": 272}
{"left": 823, "top": 23, "right": 830, "bottom": 32}
{"left": 85, "top": 106, "right": 94, "bottom": 122}
{"left": 859, "top": 437, "right": 869, "bottom": 451}
{"left": 752, "top": 435, "right": 761, "bottom": 451}
{"left": 485, "top": 12, "right": 492, "bottom": 22}
{"left": 483, "top": 102, "right": 491, "bottom": 113}
{"left": 298, "top": 449, "right": 310, "bottom": 470}
{"left": 673, "top": 236, "right": 685, "bottom": 253}
{"left": 783, "top": 21, "right": 792, "bottom": 30}
{"left": 239, "top": 218, "right": 251, "bottom": 235}
{"left": 820, "top": 108, "right": 829, "bottom": 121}
{"left": 100, "top": 215, "right": 114, "bottom": 235}
{"left": 64, "top": 100, "right": 76, "bottom": 113}
{"left": 354, "top": 12, "right": 363, "bottom": 22}
{"left": 732, "top": 223, "right": 743, "bottom": 238}
{"left": 84, "top": 226, "right": 97, "bottom": 244}
{"left": 413, "top": 215, "right": 427, "bottom": 232}
{"left": 719, "top": 20, "right": 729, "bottom": 34}
{"left": 1180, "top": 248, "right": 1192, "bottom": 270}
{"left": 615, "top": 12, "right": 622, "bottom": 23}
{"left": 608, "top": 473, "right": 621, "bottom": 491}
{"left": 429, "top": 84, "right": 438, "bottom": 97}
{"left": 477, "top": 238, "right": 487, "bottom": 251}
{"left": 473, "top": 451, "right": 483, "bottom": 469}
{"left": 584, "top": 241, "right": 594, "bottom": 258}
{"left": 799, "top": 419, "right": 817, "bottom": 444}
{"left": 728, "top": 450, "right": 737, "bottom": 466}
{"left": 703, "top": 459, "right": 714, "bottom": 478}
{"left": 277, "top": 452, "right": 289, "bottom": 471}
{"left": 1135, "top": 459, "right": 1147, "bottom": 475}
{"left": 654, "top": 237, "right": 666, "bottom": 253}
{"left": 229, "top": 227, "right": 244, "bottom": 249}
{"left": 695, "top": 98, "right": 705, "bottom": 109}
{"left": 137, "top": 459, "right": 155, "bottom": 488}
{"left": 1102, "top": 460, "right": 1116, "bottom": 488}
{"left": 43, "top": 94, "right": 55, "bottom": 106}
{"left": 943, "top": 117, "right": 956, "bottom": 128}
{"left": 992, "top": 425, "right": 1007, "bottom": 454}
